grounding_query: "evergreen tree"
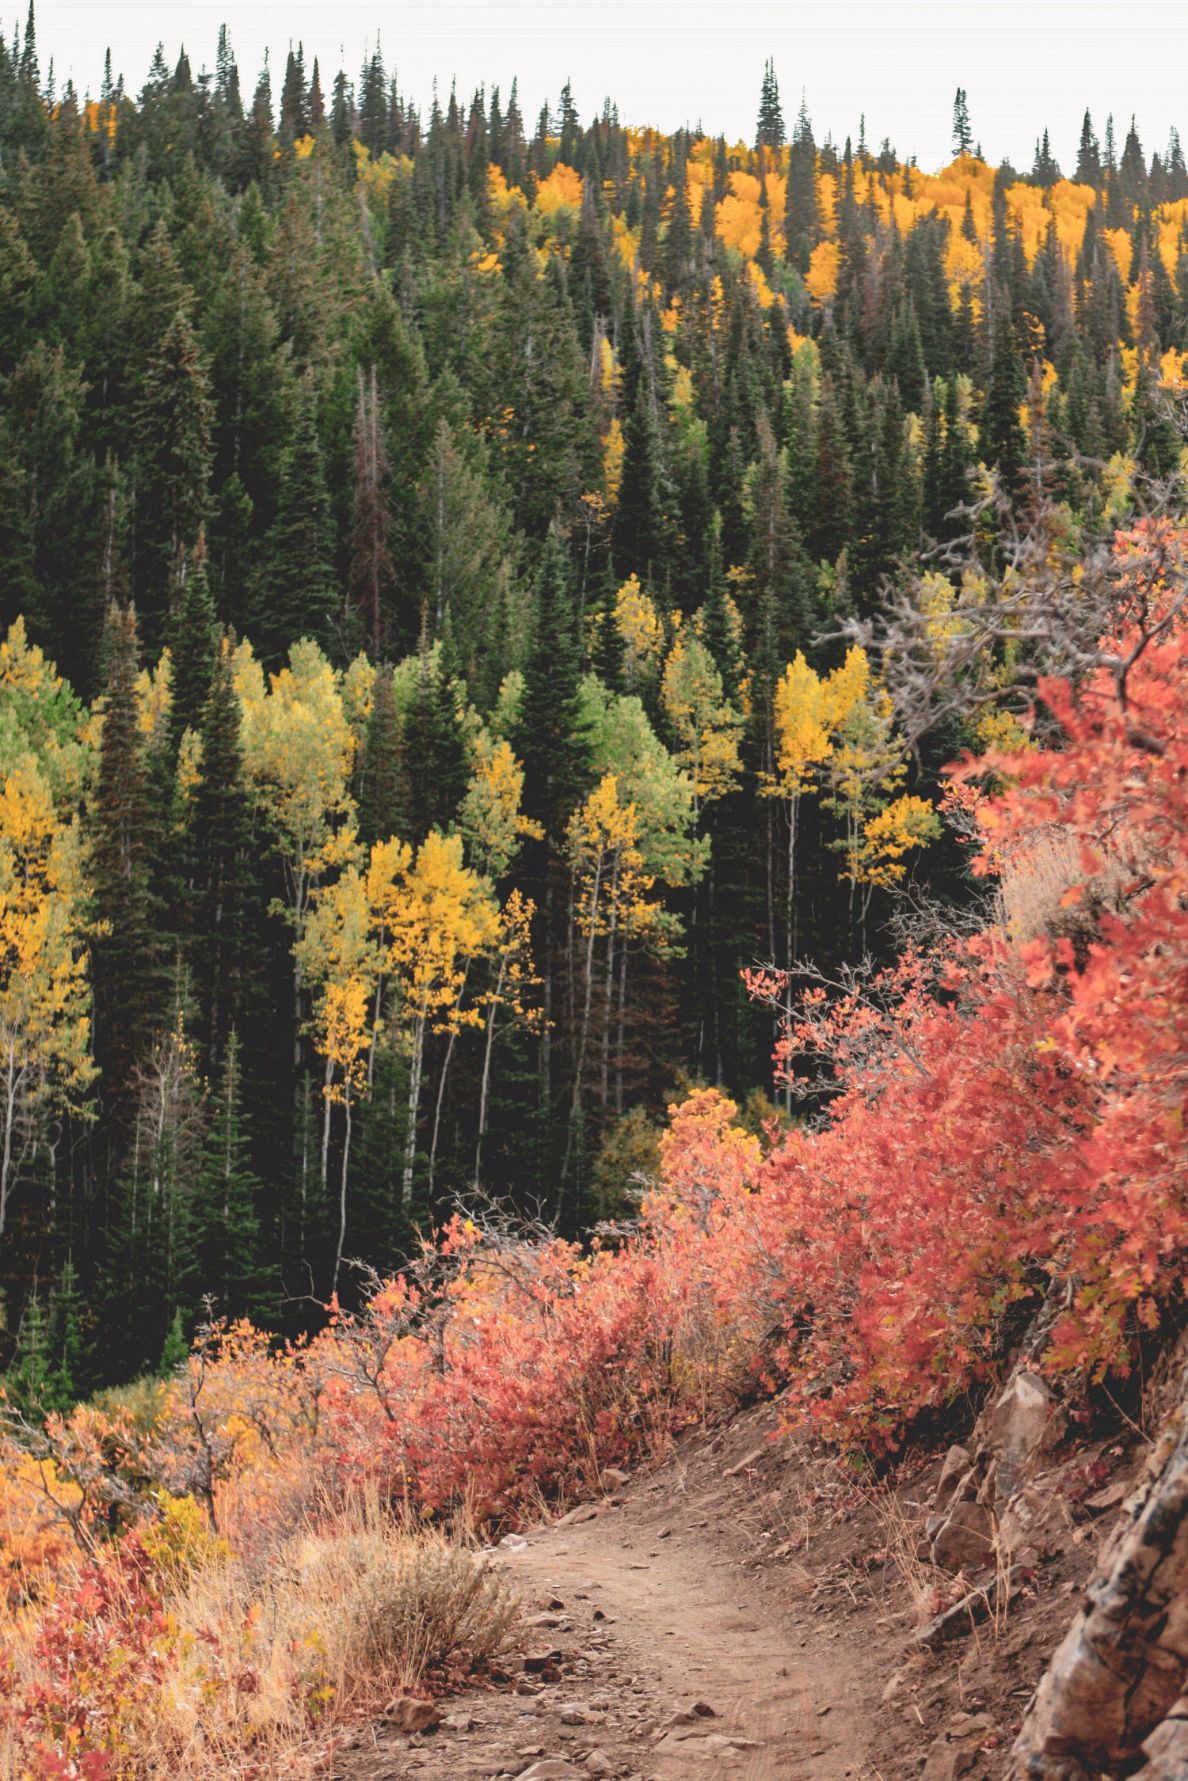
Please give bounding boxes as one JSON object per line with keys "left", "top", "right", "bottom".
{"left": 257, "top": 374, "right": 337, "bottom": 662}
{"left": 755, "top": 59, "right": 785, "bottom": 151}
{"left": 132, "top": 310, "right": 213, "bottom": 642}
{"left": 951, "top": 88, "right": 972, "bottom": 156}
{"left": 90, "top": 603, "right": 156, "bottom": 1148}
{"left": 183, "top": 1032, "right": 264, "bottom": 1319}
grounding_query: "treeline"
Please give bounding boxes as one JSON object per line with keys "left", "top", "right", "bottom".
{"left": 0, "top": 14, "right": 1185, "bottom": 1391}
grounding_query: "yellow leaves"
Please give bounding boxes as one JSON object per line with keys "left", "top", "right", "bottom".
{"left": 804, "top": 240, "right": 840, "bottom": 304}
{"left": 856, "top": 794, "right": 941, "bottom": 889}
{"left": 136, "top": 651, "right": 172, "bottom": 743}
{"left": 460, "top": 730, "right": 540, "bottom": 879}
{"left": 293, "top": 134, "right": 316, "bottom": 161}
{"left": 661, "top": 636, "right": 742, "bottom": 808}
{"left": 535, "top": 162, "right": 583, "bottom": 217}
{"left": 614, "top": 575, "right": 664, "bottom": 689}
{"left": 1103, "top": 227, "right": 1133, "bottom": 285}
{"left": 0, "top": 751, "right": 96, "bottom": 1221}
{"left": 377, "top": 832, "right": 501, "bottom": 1034}
{"left": 567, "top": 773, "right": 661, "bottom": 944}
{"left": 768, "top": 651, "right": 834, "bottom": 801}
{"left": 603, "top": 416, "right": 626, "bottom": 506}
{"left": 234, "top": 638, "right": 357, "bottom": 898}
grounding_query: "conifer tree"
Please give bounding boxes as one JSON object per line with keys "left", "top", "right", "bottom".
{"left": 132, "top": 310, "right": 213, "bottom": 641}
{"left": 90, "top": 603, "right": 156, "bottom": 1147}
{"left": 755, "top": 59, "right": 785, "bottom": 151}
{"left": 187, "top": 636, "right": 259, "bottom": 1068}
{"left": 184, "top": 1031, "right": 264, "bottom": 1319}
{"left": 258, "top": 374, "right": 337, "bottom": 663}
{"left": 168, "top": 541, "right": 216, "bottom": 754}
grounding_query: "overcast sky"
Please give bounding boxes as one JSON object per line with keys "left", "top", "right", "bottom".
{"left": 31, "top": 0, "right": 1187, "bottom": 173}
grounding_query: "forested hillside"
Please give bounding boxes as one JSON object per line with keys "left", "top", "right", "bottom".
{"left": 1, "top": 12, "right": 1187, "bottom": 1396}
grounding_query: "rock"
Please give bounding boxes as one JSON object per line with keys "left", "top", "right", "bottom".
{"left": 881, "top": 1671, "right": 903, "bottom": 1704}
{"left": 555, "top": 1504, "right": 600, "bottom": 1528}
{"left": 723, "top": 1447, "right": 766, "bottom": 1479}
{"left": 442, "top": 1711, "right": 478, "bottom": 1732}
{"left": 1085, "top": 1477, "right": 1130, "bottom": 1514}
{"left": 585, "top": 1755, "right": 614, "bottom": 1778}
{"left": 1137, "top": 1703, "right": 1188, "bottom": 1777}
{"left": 600, "top": 1467, "right": 630, "bottom": 1488}
{"left": 913, "top": 1571, "right": 1014, "bottom": 1648}
{"left": 918, "top": 1715, "right": 993, "bottom": 1781}
{"left": 500, "top": 1533, "right": 529, "bottom": 1551}
{"left": 932, "top": 1499, "right": 997, "bottom": 1572}
{"left": 524, "top": 1649, "right": 564, "bottom": 1673}
{"left": 385, "top": 1695, "right": 443, "bottom": 1734}
{"left": 934, "top": 1445, "right": 974, "bottom": 1513}
{"left": 526, "top": 1613, "right": 566, "bottom": 1629}
{"left": 662, "top": 1700, "right": 717, "bottom": 1726}
{"left": 518, "top": 1764, "right": 586, "bottom": 1780}
{"left": 560, "top": 1709, "right": 588, "bottom": 1726}
{"left": 988, "top": 1371, "right": 1056, "bottom": 1496}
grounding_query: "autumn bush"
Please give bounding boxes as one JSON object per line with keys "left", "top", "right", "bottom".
{"left": 0, "top": 1490, "right": 518, "bottom": 1780}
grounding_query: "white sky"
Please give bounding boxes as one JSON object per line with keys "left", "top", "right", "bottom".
{"left": 30, "top": 0, "right": 1188, "bottom": 173}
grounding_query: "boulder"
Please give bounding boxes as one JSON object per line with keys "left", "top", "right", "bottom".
{"left": 988, "top": 1371, "right": 1056, "bottom": 1496}
{"left": 932, "top": 1499, "right": 997, "bottom": 1572}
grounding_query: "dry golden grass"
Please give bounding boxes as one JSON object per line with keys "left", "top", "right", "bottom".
{"left": 1, "top": 1489, "right": 519, "bottom": 1780}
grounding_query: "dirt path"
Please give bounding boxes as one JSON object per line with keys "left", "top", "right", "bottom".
{"left": 335, "top": 1408, "right": 882, "bottom": 1781}
{"left": 498, "top": 1472, "right": 873, "bottom": 1778}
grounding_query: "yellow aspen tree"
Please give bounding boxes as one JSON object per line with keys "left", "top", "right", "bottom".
{"left": 0, "top": 755, "right": 95, "bottom": 1246}
{"left": 296, "top": 864, "right": 377, "bottom": 1291}
{"left": 459, "top": 728, "right": 542, "bottom": 880}
{"left": 764, "top": 650, "right": 834, "bottom": 958}
{"left": 660, "top": 634, "right": 742, "bottom": 820}
{"left": 370, "top": 831, "right": 500, "bottom": 1205}
{"left": 233, "top": 638, "right": 359, "bottom": 1088}
{"left": 566, "top": 773, "right": 660, "bottom": 1131}
{"left": 613, "top": 575, "right": 664, "bottom": 693}
{"left": 473, "top": 888, "right": 542, "bottom": 1189}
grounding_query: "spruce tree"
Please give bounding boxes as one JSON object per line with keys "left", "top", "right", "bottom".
{"left": 755, "top": 59, "right": 784, "bottom": 151}
{"left": 257, "top": 374, "right": 337, "bottom": 663}
{"left": 168, "top": 541, "right": 216, "bottom": 754}
{"left": 90, "top": 603, "right": 156, "bottom": 1148}
{"left": 184, "top": 1031, "right": 264, "bottom": 1320}
{"left": 132, "top": 310, "right": 213, "bottom": 643}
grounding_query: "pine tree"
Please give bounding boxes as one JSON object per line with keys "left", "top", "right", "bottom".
{"left": 184, "top": 1031, "right": 264, "bottom": 1319}
{"left": 755, "top": 59, "right": 784, "bottom": 151}
{"left": 90, "top": 603, "right": 156, "bottom": 1148}
{"left": 784, "top": 99, "right": 819, "bottom": 272}
{"left": 1076, "top": 110, "right": 1102, "bottom": 185}
{"left": 132, "top": 311, "right": 213, "bottom": 643}
{"left": 349, "top": 364, "right": 396, "bottom": 656}
{"left": 187, "top": 636, "right": 260, "bottom": 1068}
{"left": 257, "top": 374, "right": 337, "bottom": 663}
{"left": 168, "top": 541, "right": 216, "bottom": 754}
{"left": 951, "top": 88, "right": 972, "bottom": 157}
{"left": 358, "top": 664, "right": 404, "bottom": 844}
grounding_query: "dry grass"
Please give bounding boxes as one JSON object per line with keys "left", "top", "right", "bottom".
{"left": 1, "top": 1490, "right": 520, "bottom": 1780}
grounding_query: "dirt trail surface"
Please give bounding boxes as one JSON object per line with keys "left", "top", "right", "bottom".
{"left": 334, "top": 1404, "right": 881, "bottom": 1781}
{"left": 333, "top": 1393, "right": 1115, "bottom": 1781}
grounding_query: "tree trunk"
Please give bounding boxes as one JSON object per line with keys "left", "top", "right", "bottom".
{"left": 333, "top": 1091, "right": 352, "bottom": 1296}
{"left": 401, "top": 1017, "right": 425, "bottom": 1207}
